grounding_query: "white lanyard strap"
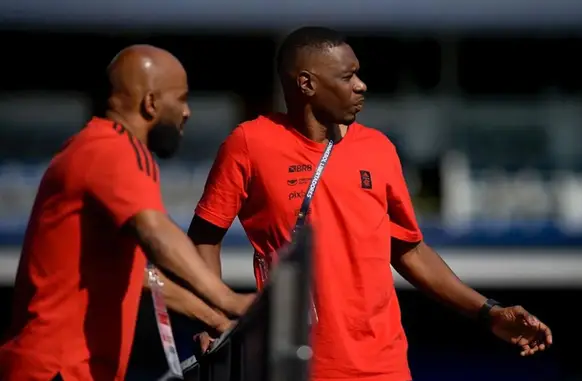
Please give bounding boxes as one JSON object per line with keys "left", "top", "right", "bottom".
{"left": 147, "top": 264, "right": 185, "bottom": 379}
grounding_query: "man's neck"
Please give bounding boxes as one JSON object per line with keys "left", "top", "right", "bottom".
{"left": 287, "top": 110, "right": 347, "bottom": 144}
{"left": 105, "top": 109, "right": 148, "bottom": 144}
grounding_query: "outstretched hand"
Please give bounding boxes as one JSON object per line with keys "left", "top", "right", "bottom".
{"left": 489, "top": 305, "right": 552, "bottom": 356}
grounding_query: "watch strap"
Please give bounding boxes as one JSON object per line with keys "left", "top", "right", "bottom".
{"left": 478, "top": 298, "right": 502, "bottom": 326}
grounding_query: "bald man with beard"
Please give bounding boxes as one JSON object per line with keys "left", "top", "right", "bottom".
{"left": 0, "top": 45, "right": 253, "bottom": 381}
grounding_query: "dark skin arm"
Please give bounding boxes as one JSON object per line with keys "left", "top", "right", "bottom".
{"left": 142, "top": 269, "right": 232, "bottom": 333}
{"left": 187, "top": 215, "right": 226, "bottom": 278}
{"left": 187, "top": 215, "right": 231, "bottom": 351}
{"left": 391, "top": 239, "right": 487, "bottom": 318}
{"left": 391, "top": 239, "right": 552, "bottom": 356}
{"left": 127, "top": 210, "right": 254, "bottom": 317}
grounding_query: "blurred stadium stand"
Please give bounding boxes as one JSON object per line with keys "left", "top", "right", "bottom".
{"left": 1, "top": 1, "right": 581, "bottom": 380}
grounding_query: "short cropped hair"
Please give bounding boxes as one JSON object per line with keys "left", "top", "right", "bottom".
{"left": 276, "top": 26, "right": 347, "bottom": 79}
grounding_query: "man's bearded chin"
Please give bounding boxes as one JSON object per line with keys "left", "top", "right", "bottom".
{"left": 147, "top": 122, "right": 182, "bottom": 159}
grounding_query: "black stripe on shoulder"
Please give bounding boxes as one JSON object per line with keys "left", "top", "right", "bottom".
{"left": 137, "top": 141, "right": 159, "bottom": 182}
{"left": 112, "top": 122, "right": 125, "bottom": 134}
{"left": 136, "top": 140, "right": 151, "bottom": 177}
{"left": 151, "top": 159, "right": 159, "bottom": 183}
{"left": 127, "top": 134, "right": 144, "bottom": 172}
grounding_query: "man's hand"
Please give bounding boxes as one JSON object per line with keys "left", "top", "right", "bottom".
{"left": 215, "top": 319, "right": 235, "bottom": 334}
{"left": 196, "top": 318, "right": 236, "bottom": 355}
{"left": 197, "top": 331, "right": 217, "bottom": 354}
{"left": 231, "top": 293, "right": 256, "bottom": 317}
{"left": 196, "top": 294, "right": 254, "bottom": 355}
{"left": 489, "top": 305, "right": 553, "bottom": 356}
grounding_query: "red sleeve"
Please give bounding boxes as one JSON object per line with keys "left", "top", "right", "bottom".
{"left": 85, "top": 137, "right": 165, "bottom": 228}
{"left": 386, "top": 142, "right": 423, "bottom": 243}
{"left": 195, "top": 125, "right": 251, "bottom": 229}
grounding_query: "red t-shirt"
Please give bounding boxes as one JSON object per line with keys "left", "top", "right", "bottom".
{"left": 0, "top": 117, "right": 165, "bottom": 381}
{"left": 195, "top": 114, "right": 423, "bottom": 381}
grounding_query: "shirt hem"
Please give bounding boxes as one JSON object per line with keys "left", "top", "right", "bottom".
{"left": 194, "top": 205, "right": 234, "bottom": 229}
{"left": 390, "top": 224, "right": 423, "bottom": 243}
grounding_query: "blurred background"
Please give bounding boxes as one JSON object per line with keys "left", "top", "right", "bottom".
{"left": 1, "top": 0, "right": 581, "bottom": 380}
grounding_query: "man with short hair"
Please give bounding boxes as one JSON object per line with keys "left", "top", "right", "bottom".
{"left": 189, "top": 27, "right": 552, "bottom": 381}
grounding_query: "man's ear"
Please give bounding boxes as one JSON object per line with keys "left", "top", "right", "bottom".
{"left": 297, "top": 70, "right": 316, "bottom": 97}
{"left": 141, "top": 92, "right": 157, "bottom": 121}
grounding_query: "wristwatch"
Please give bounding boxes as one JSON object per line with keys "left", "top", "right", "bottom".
{"left": 478, "top": 298, "right": 502, "bottom": 326}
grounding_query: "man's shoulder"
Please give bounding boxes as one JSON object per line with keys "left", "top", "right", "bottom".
{"left": 237, "top": 113, "right": 286, "bottom": 136}
{"left": 74, "top": 118, "right": 146, "bottom": 159}
{"left": 49, "top": 118, "right": 151, "bottom": 186}
{"left": 352, "top": 122, "right": 395, "bottom": 148}
{"left": 224, "top": 114, "right": 288, "bottom": 154}
{"left": 45, "top": 119, "right": 114, "bottom": 168}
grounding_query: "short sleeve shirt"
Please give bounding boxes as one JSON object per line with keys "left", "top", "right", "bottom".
{"left": 0, "top": 117, "right": 165, "bottom": 381}
{"left": 196, "top": 114, "right": 422, "bottom": 381}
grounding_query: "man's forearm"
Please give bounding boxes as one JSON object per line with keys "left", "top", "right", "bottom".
{"left": 197, "top": 244, "right": 222, "bottom": 277}
{"left": 143, "top": 269, "right": 231, "bottom": 332}
{"left": 132, "top": 211, "right": 247, "bottom": 316}
{"left": 188, "top": 215, "right": 231, "bottom": 321}
{"left": 187, "top": 215, "right": 224, "bottom": 278}
{"left": 391, "top": 241, "right": 487, "bottom": 318}
{"left": 194, "top": 244, "right": 229, "bottom": 324}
